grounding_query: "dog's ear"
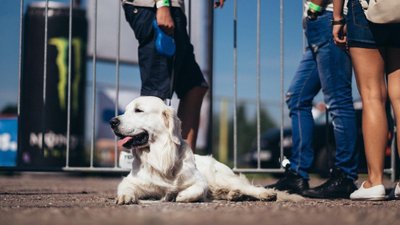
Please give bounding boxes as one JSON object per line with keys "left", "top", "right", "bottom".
{"left": 162, "top": 107, "right": 181, "bottom": 145}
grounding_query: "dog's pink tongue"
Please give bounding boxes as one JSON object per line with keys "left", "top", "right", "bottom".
{"left": 119, "top": 137, "right": 133, "bottom": 147}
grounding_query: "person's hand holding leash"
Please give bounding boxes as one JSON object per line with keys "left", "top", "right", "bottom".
{"left": 156, "top": 1, "right": 174, "bottom": 36}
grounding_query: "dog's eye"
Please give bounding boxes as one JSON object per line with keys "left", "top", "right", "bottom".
{"left": 135, "top": 108, "right": 143, "bottom": 113}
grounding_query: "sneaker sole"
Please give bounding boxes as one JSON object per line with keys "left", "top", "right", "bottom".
{"left": 350, "top": 196, "right": 387, "bottom": 201}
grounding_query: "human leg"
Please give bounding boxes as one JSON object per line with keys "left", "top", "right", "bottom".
{"left": 172, "top": 8, "right": 209, "bottom": 151}
{"left": 266, "top": 47, "right": 318, "bottom": 193}
{"left": 387, "top": 48, "right": 400, "bottom": 198}
{"left": 317, "top": 41, "right": 358, "bottom": 180}
{"left": 177, "top": 87, "right": 207, "bottom": 151}
{"left": 286, "top": 11, "right": 343, "bottom": 180}
{"left": 386, "top": 48, "right": 400, "bottom": 161}
{"left": 302, "top": 15, "right": 358, "bottom": 198}
{"left": 285, "top": 48, "right": 321, "bottom": 180}
{"left": 264, "top": 47, "right": 319, "bottom": 195}
{"left": 350, "top": 47, "right": 387, "bottom": 188}
{"left": 304, "top": 45, "right": 358, "bottom": 198}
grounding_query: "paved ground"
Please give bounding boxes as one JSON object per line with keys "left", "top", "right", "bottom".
{"left": 0, "top": 173, "right": 399, "bottom": 225}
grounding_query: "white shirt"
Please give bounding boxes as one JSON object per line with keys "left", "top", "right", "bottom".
{"left": 122, "top": 0, "right": 185, "bottom": 9}
{"left": 303, "top": 0, "right": 348, "bottom": 17}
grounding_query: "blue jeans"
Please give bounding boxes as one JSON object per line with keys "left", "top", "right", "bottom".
{"left": 286, "top": 11, "right": 358, "bottom": 180}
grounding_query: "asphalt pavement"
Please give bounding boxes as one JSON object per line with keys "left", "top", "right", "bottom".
{"left": 1, "top": 173, "right": 399, "bottom": 225}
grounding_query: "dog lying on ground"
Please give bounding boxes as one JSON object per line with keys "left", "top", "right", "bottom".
{"left": 110, "top": 96, "right": 302, "bottom": 204}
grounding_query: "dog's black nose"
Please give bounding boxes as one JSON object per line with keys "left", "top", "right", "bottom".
{"left": 110, "top": 117, "right": 120, "bottom": 129}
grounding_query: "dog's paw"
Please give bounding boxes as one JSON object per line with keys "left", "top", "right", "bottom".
{"left": 176, "top": 192, "right": 203, "bottom": 203}
{"left": 227, "top": 189, "right": 243, "bottom": 201}
{"left": 115, "top": 194, "right": 138, "bottom": 205}
{"left": 175, "top": 186, "right": 207, "bottom": 202}
{"left": 225, "top": 189, "right": 277, "bottom": 201}
{"left": 275, "top": 191, "right": 305, "bottom": 202}
{"left": 175, "top": 193, "right": 192, "bottom": 202}
{"left": 258, "top": 190, "right": 277, "bottom": 201}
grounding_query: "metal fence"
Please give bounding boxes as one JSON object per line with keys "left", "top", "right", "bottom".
{"left": 9, "top": 0, "right": 398, "bottom": 181}
{"left": 230, "top": 0, "right": 285, "bottom": 173}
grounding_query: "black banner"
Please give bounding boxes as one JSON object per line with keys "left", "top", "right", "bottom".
{"left": 18, "top": 2, "right": 87, "bottom": 169}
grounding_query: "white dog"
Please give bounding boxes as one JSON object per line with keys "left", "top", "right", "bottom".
{"left": 110, "top": 96, "right": 302, "bottom": 204}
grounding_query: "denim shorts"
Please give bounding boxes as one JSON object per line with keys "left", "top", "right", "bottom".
{"left": 346, "top": 0, "right": 400, "bottom": 48}
{"left": 123, "top": 5, "right": 208, "bottom": 99}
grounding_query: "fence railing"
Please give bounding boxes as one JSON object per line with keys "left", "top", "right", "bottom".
{"left": 5, "top": 0, "right": 397, "bottom": 181}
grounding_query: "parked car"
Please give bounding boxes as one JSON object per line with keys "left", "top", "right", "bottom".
{"left": 245, "top": 101, "right": 395, "bottom": 177}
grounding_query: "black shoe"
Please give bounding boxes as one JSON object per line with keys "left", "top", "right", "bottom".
{"left": 265, "top": 169, "right": 309, "bottom": 195}
{"left": 303, "top": 168, "right": 357, "bottom": 199}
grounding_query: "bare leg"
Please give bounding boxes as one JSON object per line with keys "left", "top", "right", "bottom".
{"left": 386, "top": 48, "right": 400, "bottom": 162}
{"left": 350, "top": 47, "right": 386, "bottom": 188}
{"left": 178, "top": 86, "right": 208, "bottom": 151}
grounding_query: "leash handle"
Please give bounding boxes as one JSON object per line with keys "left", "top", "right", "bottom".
{"left": 152, "top": 19, "right": 176, "bottom": 57}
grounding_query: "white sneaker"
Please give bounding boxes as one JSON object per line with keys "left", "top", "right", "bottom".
{"left": 350, "top": 181, "right": 386, "bottom": 201}
{"left": 394, "top": 182, "right": 400, "bottom": 199}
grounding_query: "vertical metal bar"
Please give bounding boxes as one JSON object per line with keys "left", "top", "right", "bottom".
{"left": 41, "top": 0, "right": 49, "bottom": 154}
{"left": 188, "top": 0, "right": 191, "bottom": 39}
{"left": 391, "top": 125, "right": 396, "bottom": 182}
{"left": 390, "top": 104, "right": 396, "bottom": 181}
{"left": 206, "top": 0, "right": 215, "bottom": 155}
{"left": 279, "top": 0, "right": 285, "bottom": 165}
{"left": 66, "top": 0, "right": 74, "bottom": 168}
{"left": 302, "top": 0, "right": 306, "bottom": 51}
{"left": 17, "top": 0, "right": 24, "bottom": 116}
{"left": 233, "top": 0, "right": 238, "bottom": 169}
{"left": 90, "top": 0, "right": 98, "bottom": 168}
{"left": 114, "top": 2, "right": 122, "bottom": 168}
{"left": 325, "top": 107, "right": 332, "bottom": 168}
{"left": 256, "top": 0, "right": 261, "bottom": 169}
